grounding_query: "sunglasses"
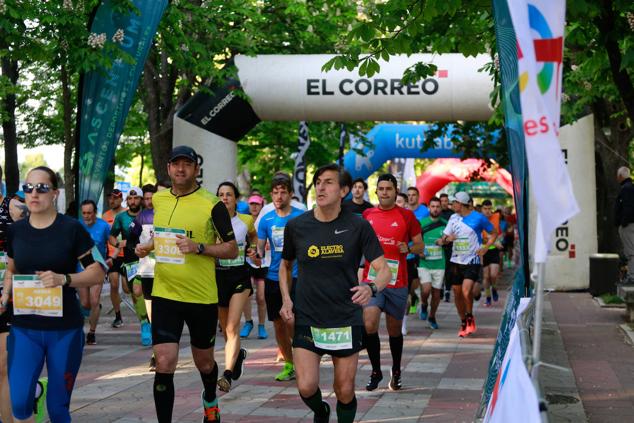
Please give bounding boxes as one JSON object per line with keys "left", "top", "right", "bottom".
{"left": 22, "top": 183, "right": 52, "bottom": 194}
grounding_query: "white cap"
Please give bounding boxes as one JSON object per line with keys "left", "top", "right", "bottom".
{"left": 127, "top": 186, "right": 143, "bottom": 197}
{"left": 454, "top": 191, "right": 471, "bottom": 205}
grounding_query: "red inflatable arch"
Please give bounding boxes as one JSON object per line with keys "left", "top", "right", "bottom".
{"left": 416, "top": 158, "right": 513, "bottom": 203}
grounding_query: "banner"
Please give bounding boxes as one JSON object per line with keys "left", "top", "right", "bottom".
{"left": 293, "top": 121, "right": 310, "bottom": 203}
{"left": 78, "top": 0, "right": 168, "bottom": 205}
{"left": 508, "top": 0, "right": 579, "bottom": 263}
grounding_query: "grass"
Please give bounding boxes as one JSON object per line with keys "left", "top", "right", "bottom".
{"left": 600, "top": 293, "right": 625, "bottom": 304}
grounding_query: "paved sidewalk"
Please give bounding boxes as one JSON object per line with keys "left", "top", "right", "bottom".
{"left": 58, "top": 273, "right": 512, "bottom": 422}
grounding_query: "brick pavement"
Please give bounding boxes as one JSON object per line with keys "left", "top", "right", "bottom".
{"left": 52, "top": 273, "right": 512, "bottom": 422}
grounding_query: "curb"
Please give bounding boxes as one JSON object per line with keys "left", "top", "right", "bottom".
{"left": 594, "top": 297, "right": 626, "bottom": 309}
{"left": 619, "top": 323, "right": 634, "bottom": 346}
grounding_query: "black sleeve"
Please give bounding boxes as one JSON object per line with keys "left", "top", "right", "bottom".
{"left": 74, "top": 221, "right": 95, "bottom": 258}
{"left": 127, "top": 217, "right": 141, "bottom": 249}
{"left": 360, "top": 219, "right": 383, "bottom": 263}
{"left": 622, "top": 186, "right": 634, "bottom": 226}
{"left": 211, "top": 201, "right": 236, "bottom": 242}
{"left": 281, "top": 220, "right": 296, "bottom": 261}
{"left": 6, "top": 225, "right": 14, "bottom": 259}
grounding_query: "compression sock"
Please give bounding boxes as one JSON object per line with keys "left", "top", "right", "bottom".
{"left": 485, "top": 286, "right": 491, "bottom": 297}
{"left": 115, "top": 311, "right": 122, "bottom": 321}
{"left": 389, "top": 335, "right": 404, "bottom": 372}
{"left": 300, "top": 388, "right": 328, "bottom": 418}
{"left": 153, "top": 372, "right": 175, "bottom": 423}
{"left": 134, "top": 295, "right": 148, "bottom": 322}
{"left": 336, "top": 396, "right": 357, "bottom": 423}
{"left": 223, "top": 369, "right": 233, "bottom": 380}
{"left": 363, "top": 332, "right": 382, "bottom": 373}
{"left": 200, "top": 362, "right": 219, "bottom": 402}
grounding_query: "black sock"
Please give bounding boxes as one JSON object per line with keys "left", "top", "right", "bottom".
{"left": 153, "top": 372, "right": 174, "bottom": 423}
{"left": 389, "top": 335, "right": 403, "bottom": 373}
{"left": 363, "top": 332, "right": 382, "bottom": 373}
{"left": 246, "top": 319, "right": 253, "bottom": 324}
{"left": 465, "top": 312, "right": 473, "bottom": 319}
{"left": 223, "top": 369, "right": 233, "bottom": 380}
{"left": 336, "top": 397, "right": 357, "bottom": 423}
{"left": 200, "top": 362, "right": 219, "bottom": 402}
{"left": 300, "top": 388, "right": 328, "bottom": 417}
{"left": 115, "top": 311, "right": 122, "bottom": 320}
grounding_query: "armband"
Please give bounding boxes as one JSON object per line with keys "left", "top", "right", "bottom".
{"left": 80, "top": 253, "right": 96, "bottom": 268}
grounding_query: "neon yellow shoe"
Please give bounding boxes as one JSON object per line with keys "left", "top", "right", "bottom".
{"left": 34, "top": 377, "right": 48, "bottom": 423}
{"left": 275, "top": 362, "right": 295, "bottom": 381}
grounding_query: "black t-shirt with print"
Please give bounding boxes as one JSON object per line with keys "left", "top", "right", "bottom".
{"left": 7, "top": 214, "right": 94, "bottom": 330}
{"left": 282, "top": 208, "right": 383, "bottom": 327}
{"left": 342, "top": 199, "right": 374, "bottom": 217}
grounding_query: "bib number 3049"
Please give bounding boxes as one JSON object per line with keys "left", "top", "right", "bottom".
{"left": 12, "top": 275, "right": 63, "bottom": 317}
{"left": 310, "top": 326, "right": 353, "bottom": 350}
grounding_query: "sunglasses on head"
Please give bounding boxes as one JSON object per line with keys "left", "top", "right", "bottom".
{"left": 22, "top": 183, "right": 52, "bottom": 194}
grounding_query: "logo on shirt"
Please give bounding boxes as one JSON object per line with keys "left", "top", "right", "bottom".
{"left": 334, "top": 229, "right": 349, "bottom": 235}
{"left": 307, "top": 244, "right": 344, "bottom": 259}
{"left": 308, "top": 245, "right": 320, "bottom": 258}
{"left": 377, "top": 235, "right": 396, "bottom": 245}
{"left": 391, "top": 221, "right": 399, "bottom": 227}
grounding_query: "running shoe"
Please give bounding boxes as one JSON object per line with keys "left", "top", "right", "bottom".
{"left": 466, "top": 315, "right": 477, "bottom": 334}
{"left": 201, "top": 391, "right": 220, "bottom": 422}
{"left": 492, "top": 288, "right": 499, "bottom": 302}
{"left": 149, "top": 354, "right": 156, "bottom": 372}
{"left": 485, "top": 297, "right": 492, "bottom": 307}
{"left": 34, "top": 377, "right": 47, "bottom": 423}
{"left": 458, "top": 323, "right": 468, "bottom": 338}
{"left": 257, "top": 324, "right": 268, "bottom": 339}
{"left": 232, "top": 348, "right": 247, "bottom": 380}
{"left": 141, "top": 321, "right": 152, "bottom": 346}
{"left": 365, "top": 370, "right": 383, "bottom": 391}
{"left": 86, "top": 331, "right": 96, "bottom": 345}
{"left": 240, "top": 320, "right": 254, "bottom": 338}
{"left": 314, "top": 401, "right": 330, "bottom": 423}
{"left": 388, "top": 370, "right": 402, "bottom": 391}
{"left": 408, "top": 295, "right": 418, "bottom": 314}
{"left": 112, "top": 317, "right": 123, "bottom": 328}
{"left": 217, "top": 375, "right": 231, "bottom": 393}
{"left": 275, "top": 362, "right": 296, "bottom": 381}
{"left": 419, "top": 304, "right": 428, "bottom": 321}
{"left": 428, "top": 317, "right": 439, "bottom": 330}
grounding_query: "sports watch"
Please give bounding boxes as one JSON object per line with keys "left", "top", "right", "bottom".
{"left": 196, "top": 243, "right": 205, "bottom": 255}
{"left": 367, "top": 282, "right": 378, "bottom": 297}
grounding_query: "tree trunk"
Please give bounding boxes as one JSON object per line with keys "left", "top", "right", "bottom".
{"left": 139, "top": 149, "right": 144, "bottom": 185}
{"left": 61, "top": 61, "right": 75, "bottom": 207}
{"left": 1, "top": 57, "right": 20, "bottom": 194}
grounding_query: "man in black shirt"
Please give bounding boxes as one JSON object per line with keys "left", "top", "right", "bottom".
{"left": 342, "top": 178, "right": 373, "bottom": 216}
{"left": 280, "top": 164, "right": 390, "bottom": 423}
{"left": 616, "top": 167, "right": 634, "bottom": 283}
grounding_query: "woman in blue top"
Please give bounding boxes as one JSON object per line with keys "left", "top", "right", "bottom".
{"left": 0, "top": 167, "right": 105, "bottom": 422}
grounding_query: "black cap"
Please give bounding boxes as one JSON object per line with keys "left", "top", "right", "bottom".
{"left": 169, "top": 145, "right": 198, "bottom": 163}
{"left": 109, "top": 189, "right": 123, "bottom": 198}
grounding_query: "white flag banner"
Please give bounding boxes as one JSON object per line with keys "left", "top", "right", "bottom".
{"left": 508, "top": 0, "right": 579, "bottom": 263}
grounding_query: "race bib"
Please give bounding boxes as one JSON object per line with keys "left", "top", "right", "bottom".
{"left": 124, "top": 261, "right": 139, "bottom": 281}
{"left": 154, "top": 227, "right": 186, "bottom": 264}
{"left": 12, "top": 275, "right": 63, "bottom": 317}
{"left": 219, "top": 242, "right": 246, "bottom": 267}
{"left": 271, "top": 226, "right": 285, "bottom": 252}
{"left": 311, "top": 326, "right": 353, "bottom": 350}
{"left": 454, "top": 238, "right": 470, "bottom": 255}
{"left": 0, "top": 251, "right": 6, "bottom": 280}
{"left": 368, "top": 258, "right": 399, "bottom": 285}
{"left": 424, "top": 245, "right": 443, "bottom": 260}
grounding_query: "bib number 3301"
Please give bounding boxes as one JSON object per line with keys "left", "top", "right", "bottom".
{"left": 12, "top": 275, "right": 63, "bottom": 317}
{"left": 310, "top": 326, "right": 353, "bottom": 350}
{"left": 154, "top": 227, "right": 186, "bottom": 264}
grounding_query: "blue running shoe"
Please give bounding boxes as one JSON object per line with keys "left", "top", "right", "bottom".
{"left": 419, "top": 305, "right": 428, "bottom": 321}
{"left": 240, "top": 320, "right": 254, "bottom": 338}
{"left": 492, "top": 288, "right": 499, "bottom": 302}
{"left": 428, "top": 317, "right": 439, "bottom": 330}
{"left": 141, "top": 321, "right": 152, "bottom": 346}
{"left": 257, "top": 324, "right": 268, "bottom": 339}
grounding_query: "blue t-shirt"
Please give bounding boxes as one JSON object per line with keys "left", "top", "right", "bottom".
{"left": 258, "top": 206, "right": 303, "bottom": 281}
{"left": 236, "top": 200, "right": 249, "bottom": 215}
{"left": 443, "top": 211, "right": 493, "bottom": 265}
{"left": 81, "top": 218, "right": 110, "bottom": 258}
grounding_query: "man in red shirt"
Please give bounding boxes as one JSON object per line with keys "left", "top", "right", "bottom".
{"left": 362, "top": 174, "right": 424, "bottom": 391}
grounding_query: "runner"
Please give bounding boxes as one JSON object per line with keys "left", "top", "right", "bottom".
{"left": 0, "top": 165, "right": 28, "bottom": 423}
{"left": 102, "top": 189, "right": 126, "bottom": 328}
{"left": 79, "top": 199, "right": 110, "bottom": 345}
{"left": 405, "top": 187, "right": 429, "bottom": 330}
{"left": 481, "top": 200, "right": 503, "bottom": 306}
{"left": 439, "top": 193, "right": 454, "bottom": 303}
{"left": 417, "top": 197, "right": 448, "bottom": 330}
{"left": 1, "top": 166, "right": 104, "bottom": 422}
{"left": 395, "top": 192, "right": 408, "bottom": 208}
{"left": 438, "top": 192, "right": 496, "bottom": 337}
{"left": 240, "top": 193, "right": 268, "bottom": 340}
{"left": 109, "top": 187, "right": 150, "bottom": 346}
{"left": 257, "top": 173, "right": 304, "bottom": 382}
{"left": 215, "top": 181, "right": 257, "bottom": 392}
{"left": 279, "top": 164, "right": 391, "bottom": 423}
{"left": 342, "top": 178, "right": 373, "bottom": 216}
{"left": 135, "top": 145, "right": 238, "bottom": 423}
{"left": 362, "top": 174, "right": 423, "bottom": 391}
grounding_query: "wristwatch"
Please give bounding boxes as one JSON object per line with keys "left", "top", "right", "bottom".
{"left": 196, "top": 243, "right": 205, "bottom": 255}
{"left": 367, "top": 282, "right": 378, "bottom": 297}
{"left": 63, "top": 274, "right": 72, "bottom": 287}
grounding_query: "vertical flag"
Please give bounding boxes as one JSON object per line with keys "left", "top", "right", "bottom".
{"left": 293, "top": 121, "right": 310, "bottom": 204}
{"left": 508, "top": 0, "right": 579, "bottom": 263}
{"left": 78, "top": 0, "right": 168, "bottom": 205}
{"left": 338, "top": 123, "right": 346, "bottom": 167}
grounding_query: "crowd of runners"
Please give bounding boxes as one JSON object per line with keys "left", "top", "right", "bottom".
{"left": 0, "top": 145, "right": 517, "bottom": 422}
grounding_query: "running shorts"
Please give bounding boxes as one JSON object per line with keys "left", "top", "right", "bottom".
{"left": 151, "top": 296, "right": 218, "bottom": 349}
{"left": 365, "top": 286, "right": 409, "bottom": 320}
{"left": 483, "top": 249, "right": 501, "bottom": 267}
{"left": 418, "top": 268, "right": 445, "bottom": 290}
{"left": 249, "top": 266, "right": 269, "bottom": 280}
{"left": 407, "top": 257, "right": 418, "bottom": 285}
{"left": 293, "top": 325, "right": 364, "bottom": 358}
{"left": 217, "top": 276, "right": 252, "bottom": 308}
{"left": 107, "top": 257, "right": 124, "bottom": 275}
{"left": 448, "top": 262, "right": 481, "bottom": 285}
{"left": 264, "top": 278, "right": 296, "bottom": 321}
{"left": 140, "top": 277, "right": 153, "bottom": 300}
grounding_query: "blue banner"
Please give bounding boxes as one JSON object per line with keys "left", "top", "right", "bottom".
{"left": 78, "top": 0, "right": 168, "bottom": 204}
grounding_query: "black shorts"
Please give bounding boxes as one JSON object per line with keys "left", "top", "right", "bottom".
{"left": 265, "top": 278, "right": 295, "bottom": 322}
{"left": 140, "top": 277, "right": 154, "bottom": 300}
{"left": 217, "top": 276, "right": 252, "bottom": 308}
{"left": 407, "top": 257, "right": 419, "bottom": 286}
{"left": 293, "top": 325, "right": 364, "bottom": 358}
{"left": 249, "top": 266, "right": 269, "bottom": 280}
{"left": 151, "top": 296, "right": 218, "bottom": 349}
{"left": 448, "top": 262, "right": 481, "bottom": 285}
{"left": 0, "top": 303, "right": 12, "bottom": 334}
{"left": 483, "top": 249, "right": 501, "bottom": 267}
{"left": 108, "top": 257, "right": 124, "bottom": 275}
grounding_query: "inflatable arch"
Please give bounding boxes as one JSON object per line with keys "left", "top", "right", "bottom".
{"left": 173, "top": 54, "right": 494, "bottom": 191}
